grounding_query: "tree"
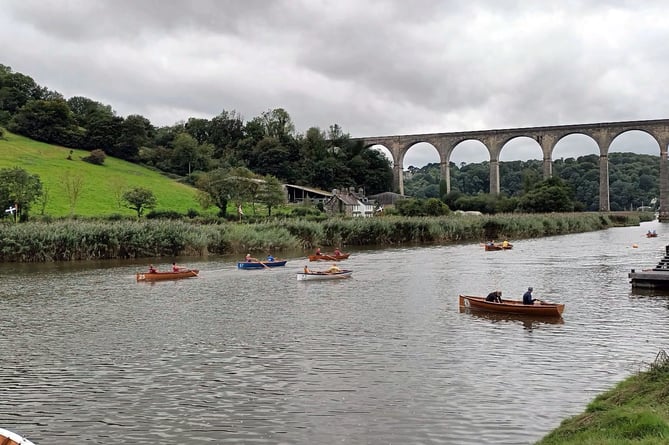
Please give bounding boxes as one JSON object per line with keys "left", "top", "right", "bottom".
{"left": 60, "top": 171, "right": 85, "bottom": 217}
{"left": 0, "top": 166, "right": 43, "bottom": 221}
{"left": 170, "top": 133, "right": 211, "bottom": 175}
{"left": 258, "top": 175, "right": 286, "bottom": 216}
{"left": 8, "top": 98, "right": 81, "bottom": 146}
{"left": 517, "top": 177, "right": 575, "bottom": 213}
{"left": 122, "top": 187, "right": 157, "bottom": 217}
{"left": 195, "top": 167, "right": 259, "bottom": 217}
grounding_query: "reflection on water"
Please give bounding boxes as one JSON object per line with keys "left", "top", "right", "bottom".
{"left": 459, "top": 307, "right": 564, "bottom": 330}
{"left": 1, "top": 222, "right": 669, "bottom": 444}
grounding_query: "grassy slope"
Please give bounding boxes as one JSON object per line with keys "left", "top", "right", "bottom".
{"left": 0, "top": 131, "right": 208, "bottom": 217}
{"left": 537, "top": 355, "right": 669, "bottom": 444}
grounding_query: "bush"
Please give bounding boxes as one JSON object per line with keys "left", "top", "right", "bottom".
{"left": 146, "top": 210, "right": 183, "bottom": 220}
{"left": 82, "top": 149, "right": 106, "bottom": 165}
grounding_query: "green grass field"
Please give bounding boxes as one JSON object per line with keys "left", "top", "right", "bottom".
{"left": 0, "top": 131, "right": 209, "bottom": 217}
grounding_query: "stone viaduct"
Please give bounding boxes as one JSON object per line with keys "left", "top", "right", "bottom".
{"left": 354, "top": 119, "right": 669, "bottom": 220}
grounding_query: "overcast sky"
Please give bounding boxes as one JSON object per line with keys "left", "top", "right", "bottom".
{"left": 2, "top": 0, "right": 667, "bottom": 168}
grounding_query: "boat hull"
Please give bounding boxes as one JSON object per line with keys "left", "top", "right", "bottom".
{"left": 458, "top": 295, "right": 564, "bottom": 317}
{"left": 484, "top": 244, "right": 513, "bottom": 251}
{"left": 0, "top": 427, "right": 36, "bottom": 445}
{"left": 296, "top": 270, "right": 353, "bottom": 280}
{"left": 136, "top": 270, "right": 199, "bottom": 281}
{"left": 308, "top": 253, "right": 350, "bottom": 261}
{"left": 237, "top": 260, "right": 287, "bottom": 269}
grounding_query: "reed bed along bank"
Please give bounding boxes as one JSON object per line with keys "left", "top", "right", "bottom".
{"left": 0, "top": 212, "right": 645, "bottom": 262}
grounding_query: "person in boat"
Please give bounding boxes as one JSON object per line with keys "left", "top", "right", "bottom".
{"left": 245, "top": 253, "right": 258, "bottom": 262}
{"left": 486, "top": 290, "right": 503, "bottom": 303}
{"left": 648, "top": 230, "right": 653, "bottom": 236}
{"left": 148, "top": 264, "right": 157, "bottom": 273}
{"left": 502, "top": 240, "right": 509, "bottom": 248}
{"left": 267, "top": 254, "right": 275, "bottom": 262}
{"left": 522, "top": 287, "right": 537, "bottom": 305}
{"left": 303, "top": 265, "right": 310, "bottom": 273}
{"left": 315, "top": 247, "right": 322, "bottom": 256}
{"left": 172, "top": 262, "right": 183, "bottom": 272}
{"left": 333, "top": 247, "right": 342, "bottom": 256}
{"left": 327, "top": 264, "right": 341, "bottom": 273}
{"left": 486, "top": 240, "right": 495, "bottom": 247}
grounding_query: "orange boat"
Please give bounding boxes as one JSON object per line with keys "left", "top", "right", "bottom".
{"left": 308, "top": 253, "right": 351, "bottom": 261}
{"left": 136, "top": 269, "right": 199, "bottom": 281}
{"left": 458, "top": 295, "right": 564, "bottom": 317}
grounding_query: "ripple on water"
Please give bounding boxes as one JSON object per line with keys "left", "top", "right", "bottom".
{"left": 1, "top": 227, "right": 669, "bottom": 444}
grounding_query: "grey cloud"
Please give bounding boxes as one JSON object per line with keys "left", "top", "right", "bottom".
{"left": 3, "top": 0, "right": 669, "bottom": 166}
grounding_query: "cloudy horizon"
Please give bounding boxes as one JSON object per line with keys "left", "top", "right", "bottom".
{"left": 2, "top": 0, "right": 667, "bottom": 167}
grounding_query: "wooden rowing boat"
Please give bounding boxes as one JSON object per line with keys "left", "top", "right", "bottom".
{"left": 308, "top": 253, "right": 350, "bottom": 261}
{"left": 237, "top": 260, "right": 287, "bottom": 269}
{"left": 458, "top": 295, "right": 564, "bottom": 317}
{"left": 459, "top": 307, "right": 565, "bottom": 326}
{"left": 484, "top": 243, "right": 513, "bottom": 251}
{"left": 136, "top": 269, "right": 199, "bottom": 281}
{"left": 296, "top": 270, "right": 353, "bottom": 281}
{"left": 0, "top": 427, "right": 36, "bottom": 445}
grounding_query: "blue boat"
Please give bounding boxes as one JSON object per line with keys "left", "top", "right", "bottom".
{"left": 237, "top": 260, "right": 287, "bottom": 270}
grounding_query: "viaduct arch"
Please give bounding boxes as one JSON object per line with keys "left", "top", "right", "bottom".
{"left": 354, "top": 119, "right": 669, "bottom": 220}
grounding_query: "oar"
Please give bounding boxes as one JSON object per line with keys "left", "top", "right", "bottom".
{"left": 256, "top": 260, "right": 271, "bottom": 270}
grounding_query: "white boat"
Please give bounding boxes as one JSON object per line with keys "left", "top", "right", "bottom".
{"left": 0, "top": 428, "right": 37, "bottom": 445}
{"left": 296, "top": 270, "right": 353, "bottom": 281}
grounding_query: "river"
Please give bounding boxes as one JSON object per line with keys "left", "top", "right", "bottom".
{"left": 1, "top": 221, "right": 668, "bottom": 444}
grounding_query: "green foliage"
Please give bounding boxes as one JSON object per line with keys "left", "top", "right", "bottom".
{"left": 409, "top": 153, "right": 660, "bottom": 213}
{"left": 395, "top": 198, "right": 450, "bottom": 216}
{"left": 8, "top": 98, "right": 81, "bottom": 146}
{"left": 258, "top": 174, "right": 287, "bottom": 216}
{"left": 0, "top": 166, "right": 43, "bottom": 220}
{"left": 122, "top": 187, "right": 157, "bottom": 217}
{"left": 517, "top": 176, "right": 575, "bottom": 213}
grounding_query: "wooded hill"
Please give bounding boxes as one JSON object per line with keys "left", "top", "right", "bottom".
{"left": 404, "top": 152, "right": 659, "bottom": 212}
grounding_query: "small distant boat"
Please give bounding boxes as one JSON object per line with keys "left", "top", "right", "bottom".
{"left": 308, "top": 253, "right": 351, "bottom": 261}
{"left": 484, "top": 242, "right": 513, "bottom": 251}
{"left": 297, "top": 269, "right": 353, "bottom": 281}
{"left": 459, "top": 295, "right": 564, "bottom": 317}
{"left": 0, "top": 427, "right": 36, "bottom": 445}
{"left": 646, "top": 232, "right": 658, "bottom": 238}
{"left": 237, "top": 260, "right": 288, "bottom": 270}
{"left": 136, "top": 269, "right": 199, "bottom": 281}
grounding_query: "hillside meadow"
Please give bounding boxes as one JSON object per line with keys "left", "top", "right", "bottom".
{"left": 0, "top": 131, "right": 209, "bottom": 217}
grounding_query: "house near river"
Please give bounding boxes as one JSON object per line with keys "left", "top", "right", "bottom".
{"left": 283, "top": 184, "right": 376, "bottom": 217}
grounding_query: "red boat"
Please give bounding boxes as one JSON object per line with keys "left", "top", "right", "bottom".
{"left": 459, "top": 295, "right": 564, "bottom": 317}
{"left": 308, "top": 253, "right": 351, "bottom": 261}
{"left": 136, "top": 269, "right": 199, "bottom": 281}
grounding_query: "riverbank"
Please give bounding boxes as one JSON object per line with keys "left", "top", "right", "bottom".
{"left": 536, "top": 350, "right": 669, "bottom": 444}
{"left": 0, "top": 211, "right": 651, "bottom": 262}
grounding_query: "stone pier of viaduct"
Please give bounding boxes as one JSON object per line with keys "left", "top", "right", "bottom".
{"left": 354, "top": 119, "right": 669, "bottom": 220}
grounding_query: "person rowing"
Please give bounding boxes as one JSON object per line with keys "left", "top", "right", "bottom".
{"left": 327, "top": 264, "right": 341, "bottom": 274}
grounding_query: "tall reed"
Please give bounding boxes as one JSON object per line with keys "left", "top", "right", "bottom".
{"left": 0, "top": 212, "right": 643, "bottom": 262}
